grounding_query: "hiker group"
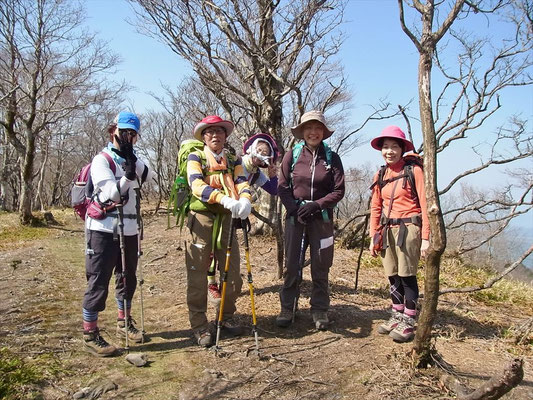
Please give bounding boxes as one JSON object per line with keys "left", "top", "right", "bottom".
{"left": 76, "top": 110, "right": 429, "bottom": 357}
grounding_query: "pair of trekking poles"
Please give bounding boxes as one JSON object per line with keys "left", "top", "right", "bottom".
{"left": 215, "top": 217, "right": 260, "bottom": 355}
{"left": 115, "top": 187, "right": 145, "bottom": 353}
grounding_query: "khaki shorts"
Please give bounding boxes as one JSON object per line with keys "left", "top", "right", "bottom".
{"left": 380, "top": 224, "right": 421, "bottom": 277}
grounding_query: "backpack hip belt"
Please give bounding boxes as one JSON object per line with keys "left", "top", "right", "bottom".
{"left": 381, "top": 214, "right": 421, "bottom": 249}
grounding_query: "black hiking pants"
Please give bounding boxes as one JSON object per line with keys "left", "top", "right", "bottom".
{"left": 83, "top": 230, "right": 138, "bottom": 312}
{"left": 280, "top": 216, "right": 334, "bottom": 313}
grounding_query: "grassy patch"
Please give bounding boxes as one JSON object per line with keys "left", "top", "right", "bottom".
{"left": 440, "top": 256, "right": 533, "bottom": 309}
{"left": 0, "top": 226, "right": 50, "bottom": 251}
{"left": 0, "top": 348, "right": 44, "bottom": 400}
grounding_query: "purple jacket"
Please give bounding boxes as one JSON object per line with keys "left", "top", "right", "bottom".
{"left": 278, "top": 142, "right": 345, "bottom": 217}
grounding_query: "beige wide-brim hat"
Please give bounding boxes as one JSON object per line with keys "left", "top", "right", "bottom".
{"left": 291, "top": 110, "right": 334, "bottom": 140}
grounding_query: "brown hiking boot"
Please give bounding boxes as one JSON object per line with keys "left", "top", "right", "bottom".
{"left": 276, "top": 309, "right": 293, "bottom": 328}
{"left": 221, "top": 318, "right": 244, "bottom": 336}
{"left": 116, "top": 317, "right": 144, "bottom": 343}
{"left": 83, "top": 330, "right": 117, "bottom": 357}
{"left": 194, "top": 329, "right": 213, "bottom": 347}
{"left": 377, "top": 310, "right": 403, "bottom": 335}
{"left": 312, "top": 311, "right": 329, "bottom": 330}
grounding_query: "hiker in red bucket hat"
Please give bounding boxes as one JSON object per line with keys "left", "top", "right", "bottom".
{"left": 241, "top": 133, "right": 280, "bottom": 195}
{"left": 185, "top": 115, "right": 252, "bottom": 347}
{"left": 369, "top": 125, "right": 430, "bottom": 343}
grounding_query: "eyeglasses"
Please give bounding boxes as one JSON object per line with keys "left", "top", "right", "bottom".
{"left": 203, "top": 127, "right": 226, "bottom": 137}
{"left": 119, "top": 128, "right": 138, "bottom": 137}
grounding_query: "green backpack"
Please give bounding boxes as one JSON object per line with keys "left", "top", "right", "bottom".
{"left": 168, "top": 139, "right": 205, "bottom": 228}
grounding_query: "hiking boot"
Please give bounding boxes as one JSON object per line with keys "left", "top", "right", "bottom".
{"left": 276, "top": 309, "right": 293, "bottom": 328}
{"left": 312, "top": 311, "right": 329, "bottom": 330}
{"left": 389, "top": 314, "right": 416, "bottom": 342}
{"left": 377, "top": 310, "right": 403, "bottom": 335}
{"left": 83, "top": 330, "right": 117, "bottom": 357}
{"left": 116, "top": 317, "right": 144, "bottom": 343}
{"left": 208, "top": 283, "right": 221, "bottom": 305}
{"left": 194, "top": 329, "right": 213, "bottom": 347}
{"left": 221, "top": 318, "right": 244, "bottom": 336}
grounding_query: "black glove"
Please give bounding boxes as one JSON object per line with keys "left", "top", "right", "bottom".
{"left": 297, "top": 201, "right": 320, "bottom": 223}
{"left": 234, "top": 217, "right": 251, "bottom": 232}
{"left": 112, "top": 134, "right": 137, "bottom": 180}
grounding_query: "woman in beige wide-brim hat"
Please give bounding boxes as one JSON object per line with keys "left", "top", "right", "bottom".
{"left": 276, "top": 110, "right": 345, "bottom": 331}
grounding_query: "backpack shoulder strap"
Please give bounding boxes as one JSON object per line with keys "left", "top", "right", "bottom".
{"left": 100, "top": 151, "right": 116, "bottom": 176}
{"left": 403, "top": 163, "right": 419, "bottom": 206}
{"left": 291, "top": 142, "right": 304, "bottom": 172}
{"left": 369, "top": 165, "right": 387, "bottom": 191}
{"left": 322, "top": 142, "right": 333, "bottom": 167}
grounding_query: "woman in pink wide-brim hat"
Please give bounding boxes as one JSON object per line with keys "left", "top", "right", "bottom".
{"left": 369, "top": 125, "right": 430, "bottom": 343}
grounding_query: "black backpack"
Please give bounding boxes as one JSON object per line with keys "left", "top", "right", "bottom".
{"left": 370, "top": 154, "right": 423, "bottom": 207}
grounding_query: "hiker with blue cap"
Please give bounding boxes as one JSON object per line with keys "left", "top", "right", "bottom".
{"left": 81, "top": 111, "right": 155, "bottom": 357}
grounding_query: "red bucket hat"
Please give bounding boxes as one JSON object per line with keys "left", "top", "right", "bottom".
{"left": 370, "top": 125, "right": 414, "bottom": 153}
{"left": 242, "top": 133, "right": 279, "bottom": 164}
{"left": 193, "top": 115, "right": 234, "bottom": 141}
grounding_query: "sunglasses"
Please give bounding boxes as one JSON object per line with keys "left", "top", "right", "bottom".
{"left": 119, "top": 128, "right": 138, "bottom": 137}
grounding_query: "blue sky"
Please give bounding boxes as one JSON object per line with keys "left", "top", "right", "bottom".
{"left": 85, "top": 0, "right": 532, "bottom": 261}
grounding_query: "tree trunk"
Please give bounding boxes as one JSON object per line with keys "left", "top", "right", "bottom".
{"left": 34, "top": 140, "right": 49, "bottom": 212}
{"left": 0, "top": 132, "right": 8, "bottom": 211}
{"left": 19, "top": 132, "right": 36, "bottom": 225}
{"left": 412, "top": 48, "right": 447, "bottom": 366}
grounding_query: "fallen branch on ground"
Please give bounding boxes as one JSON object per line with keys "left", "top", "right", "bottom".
{"left": 458, "top": 358, "right": 523, "bottom": 400}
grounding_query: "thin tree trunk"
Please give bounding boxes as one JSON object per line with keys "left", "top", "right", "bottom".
{"left": 19, "top": 131, "right": 36, "bottom": 225}
{"left": 34, "top": 141, "right": 49, "bottom": 212}
{"left": 412, "top": 48, "right": 447, "bottom": 366}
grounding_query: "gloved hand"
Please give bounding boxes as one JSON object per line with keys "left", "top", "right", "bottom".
{"left": 237, "top": 198, "right": 252, "bottom": 219}
{"left": 297, "top": 201, "right": 320, "bottom": 224}
{"left": 112, "top": 134, "right": 138, "bottom": 180}
{"left": 221, "top": 196, "right": 240, "bottom": 217}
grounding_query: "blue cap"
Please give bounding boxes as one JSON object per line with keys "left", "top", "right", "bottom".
{"left": 116, "top": 111, "right": 140, "bottom": 132}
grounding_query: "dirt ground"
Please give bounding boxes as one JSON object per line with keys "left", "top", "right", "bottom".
{"left": 0, "top": 210, "right": 532, "bottom": 399}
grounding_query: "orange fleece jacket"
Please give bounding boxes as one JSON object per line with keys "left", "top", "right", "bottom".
{"left": 370, "top": 159, "right": 430, "bottom": 240}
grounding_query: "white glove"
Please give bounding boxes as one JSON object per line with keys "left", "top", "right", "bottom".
{"left": 220, "top": 196, "right": 240, "bottom": 217}
{"left": 237, "top": 197, "right": 252, "bottom": 219}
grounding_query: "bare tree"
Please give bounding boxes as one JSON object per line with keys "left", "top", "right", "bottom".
{"left": 132, "top": 0, "right": 360, "bottom": 272}
{"left": 397, "top": 0, "right": 532, "bottom": 366}
{"left": 0, "top": 0, "right": 123, "bottom": 224}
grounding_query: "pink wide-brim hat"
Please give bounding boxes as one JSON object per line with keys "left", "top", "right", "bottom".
{"left": 193, "top": 115, "right": 234, "bottom": 141}
{"left": 242, "top": 133, "right": 280, "bottom": 163}
{"left": 291, "top": 110, "right": 334, "bottom": 140}
{"left": 370, "top": 125, "right": 414, "bottom": 153}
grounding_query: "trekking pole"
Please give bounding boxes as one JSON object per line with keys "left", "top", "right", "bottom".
{"left": 241, "top": 218, "right": 259, "bottom": 354}
{"left": 293, "top": 225, "right": 306, "bottom": 324}
{"left": 134, "top": 188, "right": 145, "bottom": 343}
{"left": 355, "top": 199, "right": 371, "bottom": 292}
{"left": 215, "top": 217, "right": 236, "bottom": 353}
{"left": 116, "top": 203, "right": 129, "bottom": 353}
